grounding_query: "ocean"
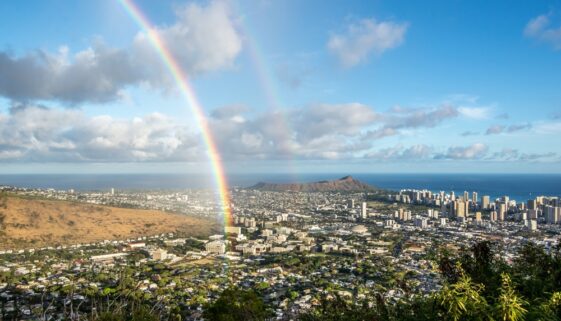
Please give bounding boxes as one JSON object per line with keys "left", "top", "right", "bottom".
{"left": 0, "top": 173, "right": 560, "bottom": 202}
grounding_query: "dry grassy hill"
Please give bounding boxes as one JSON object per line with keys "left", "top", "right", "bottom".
{"left": 0, "top": 195, "right": 218, "bottom": 250}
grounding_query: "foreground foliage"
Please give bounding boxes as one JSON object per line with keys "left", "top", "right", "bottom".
{"left": 301, "top": 241, "right": 561, "bottom": 321}
{"left": 3, "top": 241, "right": 561, "bottom": 320}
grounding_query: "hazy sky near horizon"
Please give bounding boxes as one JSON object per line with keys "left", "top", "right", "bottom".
{"left": 1, "top": 0, "right": 561, "bottom": 174}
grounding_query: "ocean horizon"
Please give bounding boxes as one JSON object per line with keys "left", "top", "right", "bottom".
{"left": 1, "top": 173, "right": 560, "bottom": 202}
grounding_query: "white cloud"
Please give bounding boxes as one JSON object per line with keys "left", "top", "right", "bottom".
{"left": 458, "top": 107, "right": 490, "bottom": 119}
{"left": 0, "top": 99, "right": 550, "bottom": 164}
{"left": 491, "top": 148, "right": 557, "bottom": 162}
{"left": 328, "top": 18, "right": 408, "bottom": 67}
{"left": 436, "top": 143, "right": 489, "bottom": 160}
{"left": 485, "top": 123, "right": 532, "bottom": 135}
{"left": 364, "top": 105, "right": 458, "bottom": 140}
{"left": 365, "top": 144, "right": 433, "bottom": 160}
{"left": 209, "top": 103, "right": 379, "bottom": 160}
{"left": 485, "top": 125, "right": 504, "bottom": 135}
{"left": 0, "top": 105, "right": 202, "bottom": 162}
{"left": 0, "top": 1, "right": 242, "bottom": 104}
{"left": 524, "top": 14, "right": 561, "bottom": 50}
{"left": 534, "top": 121, "right": 561, "bottom": 134}
{"left": 132, "top": 1, "right": 242, "bottom": 86}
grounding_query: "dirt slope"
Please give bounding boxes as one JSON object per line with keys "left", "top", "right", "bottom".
{"left": 0, "top": 196, "right": 217, "bottom": 249}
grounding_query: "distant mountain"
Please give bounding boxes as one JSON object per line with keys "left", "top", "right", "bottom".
{"left": 249, "top": 176, "right": 377, "bottom": 192}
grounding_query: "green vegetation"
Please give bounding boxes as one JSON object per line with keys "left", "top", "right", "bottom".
{"left": 301, "top": 241, "right": 561, "bottom": 321}
{"left": 203, "top": 287, "right": 273, "bottom": 321}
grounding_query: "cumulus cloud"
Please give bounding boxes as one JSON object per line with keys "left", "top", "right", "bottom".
{"left": 524, "top": 13, "right": 561, "bottom": 49}
{"left": 506, "top": 123, "right": 532, "bottom": 132}
{"left": 293, "top": 103, "right": 378, "bottom": 141}
{"left": 208, "top": 103, "right": 378, "bottom": 160}
{"left": 365, "top": 144, "right": 433, "bottom": 160}
{"left": 0, "top": 102, "right": 556, "bottom": 164}
{"left": 458, "top": 107, "right": 490, "bottom": 119}
{"left": 491, "top": 148, "right": 557, "bottom": 162}
{"left": 0, "top": 1, "right": 242, "bottom": 104}
{"left": 485, "top": 123, "right": 532, "bottom": 135}
{"left": 364, "top": 105, "right": 458, "bottom": 140}
{"left": 435, "top": 143, "right": 489, "bottom": 160}
{"left": 364, "top": 144, "right": 558, "bottom": 163}
{"left": 485, "top": 125, "right": 504, "bottom": 135}
{"left": 0, "top": 104, "right": 202, "bottom": 162}
{"left": 328, "top": 18, "right": 408, "bottom": 67}
{"left": 132, "top": 1, "right": 241, "bottom": 86}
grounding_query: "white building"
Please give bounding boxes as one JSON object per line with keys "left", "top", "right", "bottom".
{"left": 206, "top": 240, "right": 226, "bottom": 255}
{"left": 361, "top": 202, "right": 367, "bottom": 219}
{"left": 150, "top": 248, "right": 168, "bottom": 261}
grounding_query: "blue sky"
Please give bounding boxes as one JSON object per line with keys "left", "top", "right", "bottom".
{"left": 0, "top": 0, "right": 560, "bottom": 174}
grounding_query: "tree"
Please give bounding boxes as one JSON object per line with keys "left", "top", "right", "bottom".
{"left": 437, "top": 264, "right": 490, "bottom": 321}
{"left": 512, "top": 242, "right": 553, "bottom": 300}
{"left": 532, "top": 292, "right": 561, "bottom": 321}
{"left": 203, "top": 287, "right": 273, "bottom": 321}
{"left": 495, "top": 273, "right": 527, "bottom": 321}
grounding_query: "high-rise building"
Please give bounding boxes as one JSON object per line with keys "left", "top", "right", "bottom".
{"left": 524, "top": 219, "right": 537, "bottom": 231}
{"left": 451, "top": 191, "right": 455, "bottom": 201}
{"left": 475, "top": 212, "right": 482, "bottom": 222}
{"left": 482, "top": 196, "right": 490, "bottom": 209}
{"left": 527, "top": 199, "right": 537, "bottom": 210}
{"left": 546, "top": 206, "right": 560, "bottom": 224}
{"left": 455, "top": 200, "right": 466, "bottom": 218}
{"left": 361, "top": 202, "right": 367, "bottom": 219}
{"left": 490, "top": 211, "right": 497, "bottom": 221}
{"left": 348, "top": 199, "right": 355, "bottom": 209}
{"left": 414, "top": 217, "right": 428, "bottom": 229}
{"left": 472, "top": 192, "right": 478, "bottom": 204}
{"left": 498, "top": 203, "right": 506, "bottom": 221}
{"left": 464, "top": 191, "right": 469, "bottom": 202}
{"left": 528, "top": 209, "right": 538, "bottom": 220}
{"left": 502, "top": 196, "right": 510, "bottom": 205}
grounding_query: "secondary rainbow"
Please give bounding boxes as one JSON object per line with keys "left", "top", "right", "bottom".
{"left": 233, "top": 8, "right": 300, "bottom": 181}
{"left": 117, "top": 0, "right": 232, "bottom": 227}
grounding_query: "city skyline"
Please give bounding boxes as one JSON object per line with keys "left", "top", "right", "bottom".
{"left": 1, "top": 0, "right": 561, "bottom": 174}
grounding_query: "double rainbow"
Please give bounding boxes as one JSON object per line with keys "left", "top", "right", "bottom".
{"left": 117, "top": 0, "right": 232, "bottom": 227}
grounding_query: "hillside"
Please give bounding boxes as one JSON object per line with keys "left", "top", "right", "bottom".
{"left": 0, "top": 195, "right": 217, "bottom": 250}
{"left": 249, "top": 175, "right": 376, "bottom": 192}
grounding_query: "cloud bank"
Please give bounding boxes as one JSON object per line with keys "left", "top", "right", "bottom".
{"left": 1, "top": 101, "right": 552, "bottom": 164}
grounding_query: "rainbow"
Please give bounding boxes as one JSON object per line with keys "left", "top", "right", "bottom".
{"left": 117, "top": 0, "right": 232, "bottom": 227}
{"left": 235, "top": 11, "right": 300, "bottom": 181}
